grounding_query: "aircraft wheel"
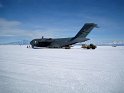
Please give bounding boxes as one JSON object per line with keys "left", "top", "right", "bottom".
{"left": 64, "top": 46, "right": 71, "bottom": 49}
{"left": 65, "top": 47, "right": 71, "bottom": 49}
{"left": 32, "top": 45, "right": 34, "bottom": 48}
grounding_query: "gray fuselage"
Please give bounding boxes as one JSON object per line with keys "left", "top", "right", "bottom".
{"left": 30, "top": 37, "right": 89, "bottom": 48}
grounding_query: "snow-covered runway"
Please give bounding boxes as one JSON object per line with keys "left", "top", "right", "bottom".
{"left": 0, "top": 45, "right": 124, "bottom": 93}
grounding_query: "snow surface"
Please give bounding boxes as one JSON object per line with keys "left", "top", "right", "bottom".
{"left": 0, "top": 45, "right": 124, "bottom": 93}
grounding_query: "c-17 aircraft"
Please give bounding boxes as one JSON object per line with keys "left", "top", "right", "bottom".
{"left": 30, "top": 23, "right": 98, "bottom": 49}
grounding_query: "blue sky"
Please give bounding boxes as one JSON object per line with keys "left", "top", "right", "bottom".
{"left": 0, "top": 0, "right": 123, "bottom": 43}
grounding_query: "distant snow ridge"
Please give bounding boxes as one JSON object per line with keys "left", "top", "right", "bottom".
{"left": 86, "top": 40, "right": 124, "bottom": 46}
{"left": 75, "top": 40, "right": 124, "bottom": 46}
{"left": 0, "top": 40, "right": 30, "bottom": 45}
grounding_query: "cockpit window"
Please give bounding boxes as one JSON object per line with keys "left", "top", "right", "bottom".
{"left": 34, "top": 41, "right": 37, "bottom": 44}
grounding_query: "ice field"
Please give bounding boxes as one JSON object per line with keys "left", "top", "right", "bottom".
{"left": 0, "top": 45, "right": 124, "bottom": 93}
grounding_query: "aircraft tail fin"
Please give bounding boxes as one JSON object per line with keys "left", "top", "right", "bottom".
{"left": 72, "top": 23, "right": 97, "bottom": 40}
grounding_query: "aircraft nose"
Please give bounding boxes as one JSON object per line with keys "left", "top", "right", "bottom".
{"left": 30, "top": 40, "right": 33, "bottom": 45}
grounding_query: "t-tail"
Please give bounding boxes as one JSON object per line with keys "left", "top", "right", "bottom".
{"left": 71, "top": 23, "right": 97, "bottom": 41}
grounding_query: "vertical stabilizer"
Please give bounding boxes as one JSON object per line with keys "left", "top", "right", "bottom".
{"left": 71, "top": 23, "right": 97, "bottom": 40}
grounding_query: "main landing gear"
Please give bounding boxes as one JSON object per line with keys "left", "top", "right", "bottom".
{"left": 63, "top": 45, "right": 71, "bottom": 49}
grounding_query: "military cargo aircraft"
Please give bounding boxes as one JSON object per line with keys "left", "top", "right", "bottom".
{"left": 30, "top": 23, "right": 98, "bottom": 49}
